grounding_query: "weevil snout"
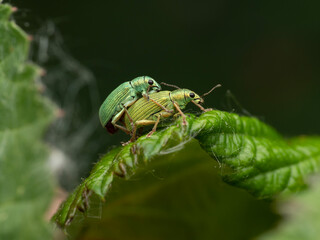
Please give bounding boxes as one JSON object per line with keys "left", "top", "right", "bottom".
{"left": 194, "top": 97, "right": 203, "bottom": 104}
{"left": 154, "top": 85, "right": 161, "bottom": 92}
{"left": 152, "top": 84, "right": 161, "bottom": 92}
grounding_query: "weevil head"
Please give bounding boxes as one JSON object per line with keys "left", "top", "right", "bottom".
{"left": 187, "top": 90, "right": 203, "bottom": 104}
{"left": 170, "top": 89, "right": 203, "bottom": 108}
{"left": 130, "top": 76, "right": 161, "bottom": 94}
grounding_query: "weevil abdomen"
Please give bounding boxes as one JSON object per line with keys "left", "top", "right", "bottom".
{"left": 99, "top": 82, "right": 134, "bottom": 127}
{"left": 124, "top": 91, "right": 173, "bottom": 131}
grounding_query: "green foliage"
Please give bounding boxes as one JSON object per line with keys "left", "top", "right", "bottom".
{"left": 196, "top": 112, "right": 320, "bottom": 197}
{"left": 54, "top": 110, "right": 320, "bottom": 233}
{"left": 68, "top": 142, "right": 279, "bottom": 240}
{"left": 259, "top": 176, "right": 320, "bottom": 240}
{"left": 0, "top": 2, "right": 55, "bottom": 240}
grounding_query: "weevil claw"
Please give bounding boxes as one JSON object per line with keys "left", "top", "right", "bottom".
{"left": 204, "top": 108, "right": 213, "bottom": 112}
{"left": 121, "top": 141, "right": 130, "bottom": 146}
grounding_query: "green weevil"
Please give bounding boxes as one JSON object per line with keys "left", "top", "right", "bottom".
{"left": 123, "top": 84, "right": 221, "bottom": 143}
{"left": 123, "top": 89, "right": 203, "bottom": 142}
{"left": 99, "top": 76, "right": 161, "bottom": 134}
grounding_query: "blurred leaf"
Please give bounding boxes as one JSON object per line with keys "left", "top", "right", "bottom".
{"left": 259, "top": 176, "right": 320, "bottom": 240}
{"left": 0, "top": 2, "right": 55, "bottom": 240}
{"left": 54, "top": 110, "right": 320, "bottom": 235}
{"left": 70, "top": 142, "right": 279, "bottom": 240}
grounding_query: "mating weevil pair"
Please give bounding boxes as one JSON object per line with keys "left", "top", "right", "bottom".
{"left": 99, "top": 76, "right": 161, "bottom": 134}
{"left": 99, "top": 76, "right": 221, "bottom": 143}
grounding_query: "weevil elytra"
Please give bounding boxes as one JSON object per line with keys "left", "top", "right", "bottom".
{"left": 99, "top": 76, "right": 161, "bottom": 134}
{"left": 123, "top": 89, "right": 205, "bottom": 142}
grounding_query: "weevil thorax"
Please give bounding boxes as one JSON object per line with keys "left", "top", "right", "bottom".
{"left": 130, "top": 76, "right": 161, "bottom": 95}
{"left": 170, "top": 89, "right": 203, "bottom": 109}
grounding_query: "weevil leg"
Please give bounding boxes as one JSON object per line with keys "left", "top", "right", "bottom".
{"left": 111, "top": 108, "right": 130, "bottom": 134}
{"left": 142, "top": 90, "right": 173, "bottom": 113}
{"left": 146, "top": 114, "right": 161, "bottom": 138}
{"left": 111, "top": 99, "right": 137, "bottom": 134}
{"left": 173, "top": 101, "right": 187, "bottom": 125}
{"left": 113, "top": 123, "right": 131, "bottom": 134}
{"left": 192, "top": 100, "right": 212, "bottom": 112}
{"left": 148, "top": 97, "right": 174, "bottom": 113}
{"left": 143, "top": 92, "right": 150, "bottom": 101}
{"left": 145, "top": 111, "right": 172, "bottom": 138}
{"left": 146, "top": 85, "right": 152, "bottom": 96}
{"left": 122, "top": 124, "right": 139, "bottom": 146}
{"left": 127, "top": 119, "right": 156, "bottom": 144}
{"left": 122, "top": 104, "right": 135, "bottom": 131}
{"left": 122, "top": 121, "right": 153, "bottom": 146}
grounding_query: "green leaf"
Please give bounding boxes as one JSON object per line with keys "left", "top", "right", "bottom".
{"left": 53, "top": 110, "right": 320, "bottom": 232}
{"left": 0, "top": 3, "right": 55, "bottom": 240}
{"left": 196, "top": 112, "right": 320, "bottom": 198}
{"left": 67, "top": 142, "right": 279, "bottom": 240}
{"left": 258, "top": 176, "right": 320, "bottom": 240}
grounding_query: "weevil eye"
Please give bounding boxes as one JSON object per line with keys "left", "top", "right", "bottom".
{"left": 189, "top": 92, "right": 195, "bottom": 98}
{"left": 148, "top": 79, "right": 154, "bottom": 85}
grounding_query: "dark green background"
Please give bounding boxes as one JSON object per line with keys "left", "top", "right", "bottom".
{"left": 12, "top": 0, "right": 320, "bottom": 134}
{"left": 12, "top": 0, "right": 320, "bottom": 176}
{"left": 9, "top": 1, "right": 320, "bottom": 239}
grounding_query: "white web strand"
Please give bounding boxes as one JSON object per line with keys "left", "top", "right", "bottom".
{"left": 30, "top": 21, "right": 101, "bottom": 188}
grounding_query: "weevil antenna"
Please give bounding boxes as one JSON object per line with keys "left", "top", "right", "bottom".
{"left": 160, "top": 82, "right": 180, "bottom": 89}
{"left": 201, "top": 84, "right": 222, "bottom": 98}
